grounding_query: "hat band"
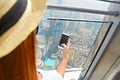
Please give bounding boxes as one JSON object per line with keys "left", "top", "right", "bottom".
{"left": 0, "top": 0, "right": 27, "bottom": 36}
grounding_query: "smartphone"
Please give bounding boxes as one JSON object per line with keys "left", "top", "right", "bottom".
{"left": 58, "top": 33, "right": 69, "bottom": 49}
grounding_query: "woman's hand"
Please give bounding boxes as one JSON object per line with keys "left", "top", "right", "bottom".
{"left": 61, "top": 39, "right": 70, "bottom": 59}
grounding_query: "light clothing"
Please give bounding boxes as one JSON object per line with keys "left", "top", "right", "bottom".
{"left": 37, "top": 69, "right": 63, "bottom": 80}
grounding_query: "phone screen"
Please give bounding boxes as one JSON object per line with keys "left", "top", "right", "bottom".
{"left": 59, "top": 33, "right": 69, "bottom": 48}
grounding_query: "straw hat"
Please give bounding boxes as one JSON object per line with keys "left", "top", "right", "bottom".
{"left": 0, "top": 0, "right": 47, "bottom": 58}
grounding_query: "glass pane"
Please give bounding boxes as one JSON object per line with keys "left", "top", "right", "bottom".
{"left": 47, "top": 0, "right": 109, "bottom": 10}
{"left": 36, "top": 10, "right": 111, "bottom": 71}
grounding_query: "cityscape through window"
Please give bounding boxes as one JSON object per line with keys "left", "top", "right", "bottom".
{"left": 36, "top": 9, "right": 111, "bottom": 70}
{"left": 36, "top": 0, "right": 111, "bottom": 79}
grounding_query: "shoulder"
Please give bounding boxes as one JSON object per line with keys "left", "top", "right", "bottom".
{"left": 37, "top": 69, "right": 63, "bottom": 80}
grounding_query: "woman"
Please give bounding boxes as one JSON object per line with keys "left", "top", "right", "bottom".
{"left": 0, "top": 0, "right": 70, "bottom": 80}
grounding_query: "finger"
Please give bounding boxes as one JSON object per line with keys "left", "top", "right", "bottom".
{"left": 61, "top": 44, "right": 67, "bottom": 48}
{"left": 67, "top": 39, "right": 70, "bottom": 46}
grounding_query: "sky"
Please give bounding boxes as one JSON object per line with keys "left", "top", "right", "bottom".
{"left": 48, "top": 0, "right": 110, "bottom": 10}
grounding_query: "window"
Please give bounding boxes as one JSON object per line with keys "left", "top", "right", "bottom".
{"left": 36, "top": 9, "right": 111, "bottom": 69}
{"left": 36, "top": 0, "right": 111, "bottom": 79}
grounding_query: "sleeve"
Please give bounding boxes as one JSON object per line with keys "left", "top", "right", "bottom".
{"left": 37, "top": 69, "right": 63, "bottom": 80}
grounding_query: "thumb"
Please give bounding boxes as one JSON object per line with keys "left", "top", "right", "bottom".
{"left": 61, "top": 44, "right": 66, "bottom": 48}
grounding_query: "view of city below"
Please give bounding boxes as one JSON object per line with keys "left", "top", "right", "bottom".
{"left": 36, "top": 9, "right": 105, "bottom": 70}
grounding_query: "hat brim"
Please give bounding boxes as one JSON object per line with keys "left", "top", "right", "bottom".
{"left": 0, "top": 0, "right": 47, "bottom": 58}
